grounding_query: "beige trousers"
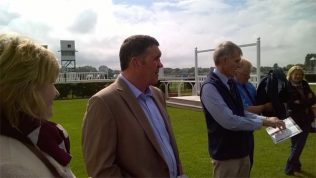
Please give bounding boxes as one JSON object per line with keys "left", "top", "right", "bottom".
{"left": 212, "top": 155, "right": 250, "bottom": 178}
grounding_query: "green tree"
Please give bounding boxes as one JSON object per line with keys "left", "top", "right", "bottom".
{"left": 273, "top": 63, "right": 279, "bottom": 68}
{"left": 75, "top": 66, "right": 97, "bottom": 72}
{"left": 305, "top": 53, "right": 316, "bottom": 72}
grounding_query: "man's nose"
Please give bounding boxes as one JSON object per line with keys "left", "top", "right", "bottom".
{"left": 158, "top": 60, "right": 163, "bottom": 68}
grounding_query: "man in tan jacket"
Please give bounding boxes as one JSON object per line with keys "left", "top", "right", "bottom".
{"left": 82, "top": 35, "right": 183, "bottom": 177}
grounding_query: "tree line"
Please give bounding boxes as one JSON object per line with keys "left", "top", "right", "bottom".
{"left": 72, "top": 53, "right": 315, "bottom": 78}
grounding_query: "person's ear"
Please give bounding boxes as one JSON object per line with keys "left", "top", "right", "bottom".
{"left": 130, "top": 57, "right": 142, "bottom": 68}
{"left": 221, "top": 56, "right": 228, "bottom": 65}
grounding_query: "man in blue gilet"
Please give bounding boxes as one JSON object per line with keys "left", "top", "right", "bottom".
{"left": 200, "top": 41, "right": 285, "bottom": 178}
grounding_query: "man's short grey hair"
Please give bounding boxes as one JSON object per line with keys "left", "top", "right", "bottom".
{"left": 213, "top": 41, "right": 242, "bottom": 66}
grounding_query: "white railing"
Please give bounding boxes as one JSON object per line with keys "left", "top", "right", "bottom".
{"left": 196, "top": 74, "right": 257, "bottom": 85}
{"left": 55, "top": 72, "right": 315, "bottom": 91}
{"left": 159, "top": 76, "right": 195, "bottom": 81}
{"left": 56, "top": 72, "right": 112, "bottom": 83}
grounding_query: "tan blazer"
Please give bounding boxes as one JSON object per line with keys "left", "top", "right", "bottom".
{"left": 82, "top": 77, "right": 182, "bottom": 177}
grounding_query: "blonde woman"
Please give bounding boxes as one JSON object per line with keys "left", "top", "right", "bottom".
{"left": 0, "top": 33, "right": 75, "bottom": 178}
{"left": 284, "top": 65, "right": 315, "bottom": 175}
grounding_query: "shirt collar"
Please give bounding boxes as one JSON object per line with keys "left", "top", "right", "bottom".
{"left": 119, "top": 74, "right": 152, "bottom": 98}
{"left": 214, "top": 68, "right": 230, "bottom": 87}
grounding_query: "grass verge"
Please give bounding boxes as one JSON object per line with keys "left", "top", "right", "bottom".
{"left": 51, "top": 99, "right": 316, "bottom": 178}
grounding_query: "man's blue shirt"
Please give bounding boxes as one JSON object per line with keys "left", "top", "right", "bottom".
{"left": 201, "top": 69, "right": 264, "bottom": 131}
{"left": 120, "top": 74, "right": 177, "bottom": 178}
{"left": 236, "top": 81, "right": 256, "bottom": 109}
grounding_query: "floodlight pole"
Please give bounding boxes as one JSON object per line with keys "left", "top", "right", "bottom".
{"left": 194, "top": 47, "right": 215, "bottom": 95}
{"left": 256, "top": 37, "right": 261, "bottom": 86}
{"left": 194, "top": 47, "right": 198, "bottom": 95}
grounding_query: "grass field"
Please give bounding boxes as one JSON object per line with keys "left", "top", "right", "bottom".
{"left": 51, "top": 99, "right": 316, "bottom": 178}
{"left": 310, "top": 84, "right": 316, "bottom": 94}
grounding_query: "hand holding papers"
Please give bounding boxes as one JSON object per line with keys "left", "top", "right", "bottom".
{"left": 263, "top": 117, "right": 286, "bottom": 130}
{"left": 266, "top": 117, "right": 302, "bottom": 144}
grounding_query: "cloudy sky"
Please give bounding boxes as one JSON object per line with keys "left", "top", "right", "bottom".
{"left": 1, "top": 0, "right": 315, "bottom": 70}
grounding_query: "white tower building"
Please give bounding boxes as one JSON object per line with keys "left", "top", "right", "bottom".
{"left": 60, "top": 40, "right": 77, "bottom": 72}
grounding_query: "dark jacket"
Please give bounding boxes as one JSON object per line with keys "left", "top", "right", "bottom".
{"left": 200, "top": 71, "right": 252, "bottom": 160}
{"left": 288, "top": 80, "right": 315, "bottom": 128}
{"left": 256, "top": 68, "right": 289, "bottom": 119}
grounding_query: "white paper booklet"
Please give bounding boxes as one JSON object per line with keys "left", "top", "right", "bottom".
{"left": 266, "top": 117, "right": 302, "bottom": 144}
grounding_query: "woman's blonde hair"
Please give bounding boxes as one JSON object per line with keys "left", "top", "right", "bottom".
{"left": 236, "top": 58, "right": 252, "bottom": 73}
{"left": 0, "top": 33, "right": 59, "bottom": 127}
{"left": 286, "top": 65, "right": 304, "bottom": 81}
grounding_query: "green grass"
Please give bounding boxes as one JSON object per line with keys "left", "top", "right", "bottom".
{"left": 51, "top": 99, "right": 88, "bottom": 177}
{"left": 51, "top": 99, "right": 316, "bottom": 178}
{"left": 310, "top": 84, "right": 316, "bottom": 94}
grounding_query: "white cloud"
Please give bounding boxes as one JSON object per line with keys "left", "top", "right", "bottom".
{"left": 69, "top": 10, "right": 98, "bottom": 34}
{"left": 1, "top": 0, "right": 315, "bottom": 70}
